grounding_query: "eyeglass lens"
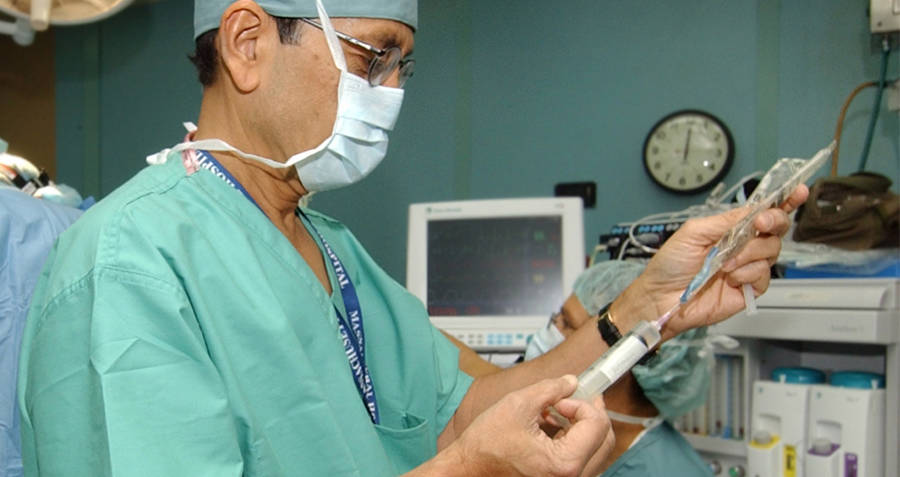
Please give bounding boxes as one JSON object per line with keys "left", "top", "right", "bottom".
{"left": 369, "top": 47, "right": 414, "bottom": 88}
{"left": 298, "top": 17, "right": 414, "bottom": 88}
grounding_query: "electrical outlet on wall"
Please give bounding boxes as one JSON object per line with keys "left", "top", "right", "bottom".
{"left": 870, "top": 0, "right": 900, "bottom": 33}
{"left": 887, "top": 79, "right": 900, "bottom": 112}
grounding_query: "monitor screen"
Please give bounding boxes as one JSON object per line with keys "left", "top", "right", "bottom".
{"left": 407, "top": 198, "right": 584, "bottom": 351}
{"left": 426, "top": 216, "right": 563, "bottom": 317}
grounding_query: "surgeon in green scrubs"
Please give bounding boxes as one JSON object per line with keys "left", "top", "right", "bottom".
{"left": 17, "top": 1, "right": 806, "bottom": 476}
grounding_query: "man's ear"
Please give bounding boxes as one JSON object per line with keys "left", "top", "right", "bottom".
{"left": 217, "top": 0, "right": 275, "bottom": 93}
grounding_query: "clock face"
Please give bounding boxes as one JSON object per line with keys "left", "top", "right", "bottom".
{"left": 643, "top": 110, "right": 734, "bottom": 194}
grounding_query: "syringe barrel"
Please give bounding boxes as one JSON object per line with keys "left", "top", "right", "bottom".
{"left": 546, "top": 320, "right": 661, "bottom": 430}
{"left": 575, "top": 320, "right": 661, "bottom": 397}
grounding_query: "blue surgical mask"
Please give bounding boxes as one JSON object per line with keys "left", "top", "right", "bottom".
{"left": 148, "top": 0, "right": 403, "bottom": 193}
{"left": 524, "top": 316, "right": 565, "bottom": 361}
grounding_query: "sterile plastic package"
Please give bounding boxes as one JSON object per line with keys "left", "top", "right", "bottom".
{"left": 547, "top": 142, "right": 835, "bottom": 428}
{"left": 677, "top": 140, "right": 836, "bottom": 306}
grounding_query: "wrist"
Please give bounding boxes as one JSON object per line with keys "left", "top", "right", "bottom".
{"left": 611, "top": 282, "right": 685, "bottom": 343}
{"left": 607, "top": 283, "right": 657, "bottom": 334}
{"left": 598, "top": 304, "right": 657, "bottom": 365}
{"left": 413, "top": 442, "right": 478, "bottom": 477}
{"left": 441, "top": 438, "right": 507, "bottom": 477}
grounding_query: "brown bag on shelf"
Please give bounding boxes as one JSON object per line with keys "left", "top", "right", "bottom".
{"left": 793, "top": 172, "right": 900, "bottom": 250}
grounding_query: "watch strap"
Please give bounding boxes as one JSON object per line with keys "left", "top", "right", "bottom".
{"left": 596, "top": 303, "right": 656, "bottom": 366}
{"left": 596, "top": 305, "right": 622, "bottom": 347}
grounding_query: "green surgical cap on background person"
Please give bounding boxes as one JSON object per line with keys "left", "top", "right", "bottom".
{"left": 194, "top": 0, "right": 418, "bottom": 39}
{"left": 573, "top": 260, "right": 646, "bottom": 316}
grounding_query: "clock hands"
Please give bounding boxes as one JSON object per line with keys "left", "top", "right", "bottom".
{"left": 682, "top": 128, "right": 692, "bottom": 163}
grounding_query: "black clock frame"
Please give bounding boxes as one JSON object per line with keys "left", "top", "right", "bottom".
{"left": 642, "top": 109, "right": 735, "bottom": 195}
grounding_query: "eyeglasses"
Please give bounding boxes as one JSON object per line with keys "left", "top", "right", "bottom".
{"left": 299, "top": 18, "right": 415, "bottom": 88}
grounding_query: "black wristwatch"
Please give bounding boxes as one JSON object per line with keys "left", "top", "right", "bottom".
{"left": 596, "top": 305, "right": 622, "bottom": 348}
{"left": 596, "top": 304, "right": 655, "bottom": 366}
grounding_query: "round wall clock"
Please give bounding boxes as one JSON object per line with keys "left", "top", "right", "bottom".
{"left": 643, "top": 110, "right": 734, "bottom": 194}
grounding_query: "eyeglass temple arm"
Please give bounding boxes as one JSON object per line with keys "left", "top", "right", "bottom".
{"left": 298, "top": 18, "right": 384, "bottom": 55}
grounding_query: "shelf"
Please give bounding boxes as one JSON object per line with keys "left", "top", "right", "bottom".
{"left": 711, "top": 308, "right": 899, "bottom": 344}
{"left": 754, "top": 278, "right": 898, "bottom": 309}
{"left": 710, "top": 278, "right": 900, "bottom": 344}
{"left": 683, "top": 433, "right": 747, "bottom": 458}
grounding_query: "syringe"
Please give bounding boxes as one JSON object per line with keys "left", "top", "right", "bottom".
{"left": 546, "top": 142, "right": 835, "bottom": 429}
{"left": 546, "top": 320, "right": 661, "bottom": 428}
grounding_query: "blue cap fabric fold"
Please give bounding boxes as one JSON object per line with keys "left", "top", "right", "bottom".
{"left": 194, "top": 0, "right": 417, "bottom": 39}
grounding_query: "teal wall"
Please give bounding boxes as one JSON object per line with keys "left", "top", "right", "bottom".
{"left": 54, "top": 0, "right": 899, "bottom": 281}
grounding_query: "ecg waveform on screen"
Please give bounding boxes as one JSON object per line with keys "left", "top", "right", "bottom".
{"left": 426, "top": 217, "right": 563, "bottom": 316}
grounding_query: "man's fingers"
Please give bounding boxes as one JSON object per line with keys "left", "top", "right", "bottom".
{"left": 753, "top": 208, "right": 792, "bottom": 237}
{"left": 722, "top": 234, "right": 782, "bottom": 273}
{"left": 751, "top": 185, "right": 808, "bottom": 235}
{"left": 676, "top": 207, "right": 751, "bottom": 244}
{"left": 724, "top": 260, "right": 771, "bottom": 293}
{"left": 596, "top": 424, "right": 616, "bottom": 463}
{"left": 692, "top": 184, "right": 806, "bottom": 240}
{"left": 780, "top": 184, "right": 809, "bottom": 214}
{"left": 552, "top": 397, "right": 612, "bottom": 464}
{"left": 553, "top": 395, "right": 604, "bottom": 423}
{"left": 522, "top": 375, "right": 578, "bottom": 414}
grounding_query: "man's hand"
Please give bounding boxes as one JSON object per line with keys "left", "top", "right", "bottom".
{"left": 616, "top": 185, "right": 808, "bottom": 339}
{"left": 447, "top": 376, "right": 614, "bottom": 477}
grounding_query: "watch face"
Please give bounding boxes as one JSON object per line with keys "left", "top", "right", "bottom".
{"left": 643, "top": 110, "right": 734, "bottom": 194}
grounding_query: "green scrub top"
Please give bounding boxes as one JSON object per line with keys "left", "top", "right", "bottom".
{"left": 600, "top": 422, "right": 712, "bottom": 476}
{"left": 18, "top": 156, "right": 473, "bottom": 476}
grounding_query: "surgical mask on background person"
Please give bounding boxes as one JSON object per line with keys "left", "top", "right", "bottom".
{"left": 605, "top": 410, "right": 664, "bottom": 453}
{"left": 524, "top": 315, "right": 566, "bottom": 361}
{"left": 632, "top": 327, "right": 738, "bottom": 419}
{"left": 148, "top": 0, "right": 404, "bottom": 192}
{"left": 606, "top": 410, "right": 663, "bottom": 433}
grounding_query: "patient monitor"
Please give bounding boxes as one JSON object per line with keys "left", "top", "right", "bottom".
{"left": 406, "top": 197, "right": 585, "bottom": 352}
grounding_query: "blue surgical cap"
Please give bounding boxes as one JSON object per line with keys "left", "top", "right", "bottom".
{"left": 573, "top": 260, "right": 646, "bottom": 316}
{"left": 194, "top": 0, "right": 418, "bottom": 39}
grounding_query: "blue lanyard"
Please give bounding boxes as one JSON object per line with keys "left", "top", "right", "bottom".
{"left": 195, "top": 151, "right": 262, "bottom": 211}
{"left": 196, "top": 150, "right": 379, "bottom": 424}
{"left": 299, "top": 211, "right": 379, "bottom": 424}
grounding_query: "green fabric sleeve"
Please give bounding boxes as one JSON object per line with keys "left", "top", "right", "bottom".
{"left": 429, "top": 325, "right": 473, "bottom": 438}
{"left": 19, "top": 268, "right": 245, "bottom": 477}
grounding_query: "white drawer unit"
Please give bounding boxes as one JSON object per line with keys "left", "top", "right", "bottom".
{"left": 684, "top": 278, "right": 899, "bottom": 477}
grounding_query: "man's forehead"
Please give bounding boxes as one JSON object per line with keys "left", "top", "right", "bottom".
{"left": 194, "top": 0, "right": 418, "bottom": 40}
